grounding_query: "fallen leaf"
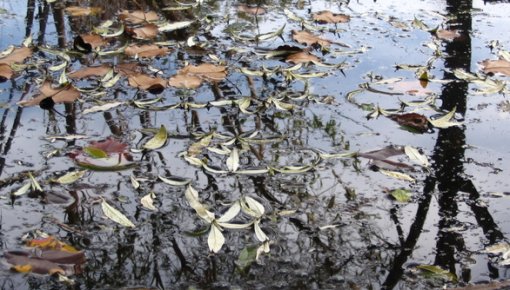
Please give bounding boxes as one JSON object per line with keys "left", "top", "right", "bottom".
{"left": 74, "top": 34, "right": 106, "bottom": 52}
{"left": 143, "top": 124, "right": 167, "bottom": 150}
{"left": 128, "top": 72, "right": 167, "bottom": 92}
{"left": 237, "top": 4, "right": 266, "bottom": 15}
{"left": 101, "top": 199, "right": 136, "bottom": 228}
{"left": 141, "top": 192, "right": 157, "bottom": 211}
{"left": 390, "top": 188, "right": 412, "bottom": 202}
{"left": 124, "top": 44, "right": 170, "bottom": 58}
{"left": 0, "top": 46, "right": 32, "bottom": 65}
{"left": 115, "top": 63, "right": 142, "bottom": 76}
{"left": 65, "top": 6, "right": 102, "bottom": 17}
{"left": 17, "top": 82, "right": 80, "bottom": 107}
{"left": 89, "top": 137, "right": 128, "bottom": 155}
{"left": 435, "top": 29, "right": 460, "bottom": 41}
{"left": 126, "top": 23, "right": 159, "bottom": 40}
{"left": 5, "top": 251, "right": 65, "bottom": 275}
{"left": 208, "top": 224, "right": 225, "bottom": 253}
{"left": 481, "top": 59, "right": 510, "bottom": 76}
{"left": 119, "top": 10, "right": 159, "bottom": 24}
{"left": 286, "top": 51, "right": 320, "bottom": 64}
{"left": 169, "top": 64, "right": 227, "bottom": 89}
{"left": 68, "top": 64, "right": 112, "bottom": 79}
{"left": 168, "top": 74, "right": 202, "bottom": 89}
{"left": 0, "top": 63, "right": 13, "bottom": 81}
{"left": 313, "top": 11, "right": 350, "bottom": 23}
{"left": 292, "top": 30, "right": 332, "bottom": 48}
{"left": 388, "top": 113, "right": 430, "bottom": 132}
{"left": 52, "top": 170, "right": 88, "bottom": 184}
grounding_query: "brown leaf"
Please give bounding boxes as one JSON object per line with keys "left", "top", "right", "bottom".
{"left": 119, "top": 10, "right": 159, "bottom": 24}
{"left": 80, "top": 34, "right": 106, "bottom": 49}
{"left": 481, "top": 59, "right": 510, "bottom": 76}
{"left": 168, "top": 74, "right": 202, "bottom": 89}
{"left": 237, "top": 4, "right": 266, "bottom": 15}
{"left": 68, "top": 64, "right": 112, "bottom": 79}
{"left": 286, "top": 51, "right": 320, "bottom": 64}
{"left": 6, "top": 251, "right": 66, "bottom": 275}
{"left": 128, "top": 72, "right": 168, "bottom": 91}
{"left": 313, "top": 11, "right": 350, "bottom": 24}
{"left": 65, "top": 6, "right": 102, "bottom": 17}
{"left": 0, "top": 63, "right": 13, "bottom": 81}
{"left": 126, "top": 23, "right": 159, "bottom": 40}
{"left": 115, "top": 63, "right": 142, "bottom": 76}
{"left": 17, "top": 82, "right": 80, "bottom": 107}
{"left": 292, "top": 30, "right": 332, "bottom": 48}
{"left": 124, "top": 44, "right": 170, "bottom": 58}
{"left": 435, "top": 29, "right": 460, "bottom": 41}
{"left": 89, "top": 137, "right": 129, "bottom": 154}
{"left": 0, "top": 47, "right": 32, "bottom": 65}
{"left": 168, "top": 64, "right": 227, "bottom": 89}
{"left": 388, "top": 113, "right": 430, "bottom": 132}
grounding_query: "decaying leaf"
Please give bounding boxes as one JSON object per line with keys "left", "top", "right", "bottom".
{"left": 128, "top": 72, "right": 167, "bottom": 92}
{"left": 388, "top": 113, "right": 430, "bottom": 132}
{"left": 379, "top": 169, "right": 415, "bottom": 182}
{"left": 119, "top": 10, "right": 159, "bottom": 24}
{"left": 0, "top": 46, "right": 32, "bottom": 65}
{"left": 237, "top": 4, "right": 266, "bottom": 15}
{"left": 169, "top": 64, "right": 227, "bottom": 89}
{"left": 69, "top": 138, "right": 135, "bottom": 171}
{"left": 142, "top": 124, "right": 168, "bottom": 150}
{"left": 404, "top": 146, "right": 429, "bottom": 167}
{"left": 286, "top": 51, "right": 320, "bottom": 64}
{"left": 292, "top": 30, "right": 333, "bottom": 48}
{"left": 126, "top": 23, "right": 159, "bottom": 40}
{"left": 65, "top": 6, "right": 102, "bottom": 17}
{"left": 124, "top": 44, "right": 170, "bottom": 58}
{"left": 415, "top": 264, "right": 457, "bottom": 282}
{"left": 101, "top": 199, "right": 136, "bottom": 228}
{"left": 428, "top": 107, "right": 463, "bottom": 128}
{"left": 68, "top": 65, "right": 112, "bottom": 79}
{"left": 185, "top": 185, "right": 215, "bottom": 223}
{"left": 480, "top": 59, "right": 510, "bottom": 76}
{"left": 313, "top": 11, "right": 350, "bottom": 24}
{"left": 435, "top": 29, "right": 460, "bottom": 41}
{"left": 17, "top": 81, "right": 80, "bottom": 107}
{"left": 226, "top": 148, "right": 240, "bottom": 172}
{"left": 89, "top": 137, "right": 128, "bottom": 154}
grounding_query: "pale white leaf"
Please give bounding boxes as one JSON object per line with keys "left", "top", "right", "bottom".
{"left": 208, "top": 223, "right": 225, "bottom": 253}
{"left": 53, "top": 170, "right": 87, "bottom": 184}
{"left": 141, "top": 192, "right": 157, "bottom": 211}
{"left": 235, "top": 168, "right": 269, "bottom": 175}
{"left": 379, "top": 169, "right": 415, "bottom": 182}
{"left": 254, "top": 220, "right": 268, "bottom": 242}
{"left": 158, "top": 175, "right": 191, "bottom": 186}
{"left": 217, "top": 222, "right": 253, "bottom": 229}
{"left": 101, "top": 200, "right": 136, "bottom": 228}
{"left": 185, "top": 185, "right": 215, "bottom": 223}
{"left": 12, "top": 182, "right": 31, "bottom": 196}
{"left": 217, "top": 201, "right": 241, "bottom": 223}
{"left": 404, "top": 146, "right": 429, "bottom": 167}
{"left": 28, "top": 172, "right": 42, "bottom": 191}
{"left": 243, "top": 196, "right": 265, "bottom": 218}
{"left": 158, "top": 20, "right": 194, "bottom": 32}
{"left": 143, "top": 125, "right": 167, "bottom": 150}
{"left": 184, "top": 155, "right": 204, "bottom": 167}
{"left": 256, "top": 240, "right": 271, "bottom": 261}
{"left": 130, "top": 175, "right": 140, "bottom": 189}
{"left": 82, "top": 102, "right": 123, "bottom": 115}
{"left": 226, "top": 147, "right": 240, "bottom": 172}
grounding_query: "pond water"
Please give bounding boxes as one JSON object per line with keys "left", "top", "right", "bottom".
{"left": 1, "top": 0, "right": 510, "bottom": 289}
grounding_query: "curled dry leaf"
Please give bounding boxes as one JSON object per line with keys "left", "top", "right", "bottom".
{"left": 481, "top": 59, "right": 510, "bottom": 76}
{"left": 313, "top": 11, "right": 350, "bottom": 24}
{"left": 65, "top": 6, "right": 102, "bottom": 17}
{"left": 388, "top": 113, "right": 430, "bottom": 132}
{"left": 126, "top": 23, "right": 159, "bottom": 40}
{"left": 119, "top": 10, "right": 159, "bottom": 24}
{"left": 124, "top": 44, "right": 170, "bottom": 58}
{"left": 292, "top": 30, "right": 332, "bottom": 48}
{"left": 237, "top": 4, "right": 266, "bottom": 15}
{"left": 68, "top": 64, "right": 112, "bottom": 79}
{"left": 17, "top": 81, "right": 80, "bottom": 107}
{"left": 286, "top": 51, "right": 320, "bottom": 64}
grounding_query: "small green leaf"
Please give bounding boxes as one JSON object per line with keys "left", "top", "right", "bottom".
{"left": 84, "top": 147, "right": 108, "bottom": 158}
{"left": 390, "top": 189, "right": 412, "bottom": 202}
{"left": 101, "top": 200, "right": 136, "bottom": 228}
{"left": 143, "top": 125, "right": 167, "bottom": 150}
{"left": 53, "top": 170, "right": 87, "bottom": 184}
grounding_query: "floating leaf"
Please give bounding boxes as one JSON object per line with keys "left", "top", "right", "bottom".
{"left": 128, "top": 72, "right": 167, "bottom": 92}
{"left": 17, "top": 81, "right": 80, "bottom": 107}
{"left": 82, "top": 102, "right": 123, "bottom": 115}
{"left": 12, "top": 182, "right": 31, "bottom": 196}
{"left": 158, "top": 175, "right": 191, "bottom": 186}
{"left": 143, "top": 125, "right": 167, "bottom": 150}
{"left": 292, "top": 30, "right": 332, "bottom": 48}
{"left": 286, "top": 51, "right": 320, "bottom": 64}
{"left": 415, "top": 264, "right": 457, "bottom": 282}
{"left": 127, "top": 23, "right": 159, "bottom": 40}
{"left": 124, "top": 44, "right": 170, "bottom": 58}
{"left": 379, "top": 169, "right": 415, "bottom": 182}
{"left": 169, "top": 64, "right": 227, "bottom": 89}
{"left": 141, "top": 192, "right": 157, "bottom": 211}
{"left": 388, "top": 113, "right": 430, "bottom": 132}
{"left": 313, "top": 11, "right": 350, "bottom": 23}
{"left": 158, "top": 20, "right": 194, "bottom": 32}
{"left": 130, "top": 175, "right": 140, "bottom": 189}
{"left": 101, "top": 199, "right": 136, "bottom": 228}
{"left": 217, "top": 201, "right": 241, "bottom": 223}
{"left": 428, "top": 107, "right": 463, "bottom": 128}
{"left": 119, "top": 10, "right": 159, "bottom": 24}
{"left": 237, "top": 4, "right": 266, "bottom": 15}
{"left": 242, "top": 196, "right": 265, "bottom": 218}
{"left": 226, "top": 148, "right": 240, "bottom": 172}
{"left": 89, "top": 138, "right": 128, "bottom": 154}
{"left": 481, "top": 59, "right": 510, "bottom": 76}
{"left": 208, "top": 224, "right": 225, "bottom": 253}
{"left": 404, "top": 146, "right": 429, "bottom": 167}
{"left": 52, "top": 170, "right": 87, "bottom": 184}
{"left": 254, "top": 220, "right": 268, "bottom": 242}
{"left": 435, "top": 29, "right": 460, "bottom": 41}
{"left": 390, "top": 189, "right": 412, "bottom": 202}
{"left": 185, "top": 185, "right": 215, "bottom": 223}
{"left": 65, "top": 6, "right": 102, "bottom": 17}
{"left": 0, "top": 46, "right": 32, "bottom": 66}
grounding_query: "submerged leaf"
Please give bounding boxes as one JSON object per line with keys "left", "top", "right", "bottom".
{"left": 101, "top": 200, "right": 136, "bottom": 228}
{"left": 65, "top": 6, "right": 102, "bottom": 17}
{"left": 237, "top": 4, "right": 266, "bottom": 15}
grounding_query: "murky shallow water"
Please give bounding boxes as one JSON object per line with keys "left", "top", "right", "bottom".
{"left": 1, "top": 0, "right": 510, "bottom": 289}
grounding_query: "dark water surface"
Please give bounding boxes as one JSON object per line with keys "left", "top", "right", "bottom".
{"left": 1, "top": 0, "right": 510, "bottom": 289}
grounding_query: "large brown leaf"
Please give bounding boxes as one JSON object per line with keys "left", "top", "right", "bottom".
{"left": 68, "top": 64, "right": 112, "bottom": 79}
{"left": 168, "top": 74, "right": 202, "bottom": 89}
{"left": 128, "top": 72, "right": 168, "bottom": 91}
{"left": 0, "top": 47, "right": 32, "bottom": 65}
{"left": 119, "top": 10, "right": 159, "bottom": 24}
{"left": 292, "top": 30, "right": 332, "bottom": 48}
{"left": 168, "top": 64, "right": 227, "bottom": 89}
{"left": 481, "top": 59, "right": 510, "bottom": 76}
{"left": 79, "top": 34, "right": 106, "bottom": 49}
{"left": 313, "top": 11, "right": 350, "bottom": 23}
{"left": 18, "top": 81, "right": 80, "bottom": 107}
{"left": 126, "top": 23, "right": 159, "bottom": 40}
{"left": 64, "top": 6, "right": 102, "bottom": 17}
{"left": 124, "top": 44, "right": 170, "bottom": 58}
{"left": 286, "top": 51, "right": 320, "bottom": 64}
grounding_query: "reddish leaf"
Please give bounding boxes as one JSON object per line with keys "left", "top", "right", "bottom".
{"left": 388, "top": 113, "right": 430, "bottom": 132}
{"left": 358, "top": 146, "right": 414, "bottom": 171}
{"left": 168, "top": 74, "right": 202, "bottom": 89}
{"left": 88, "top": 137, "right": 128, "bottom": 155}
{"left": 435, "top": 29, "right": 460, "bottom": 41}
{"left": 115, "top": 62, "right": 142, "bottom": 76}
